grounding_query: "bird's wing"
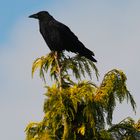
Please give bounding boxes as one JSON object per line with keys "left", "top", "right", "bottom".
{"left": 48, "top": 20, "right": 81, "bottom": 51}
{"left": 49, "top": 20, "right": 78, "bottom": 40}
{"left": 48, "top": 20, "right": 96, "bottom": 61}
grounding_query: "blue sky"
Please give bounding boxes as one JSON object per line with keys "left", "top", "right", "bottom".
{"left": 0, "top": 1, "right": 140, "bottom": 139}
{"left": 0, "top": 1, "right": 50, "bottom": 43}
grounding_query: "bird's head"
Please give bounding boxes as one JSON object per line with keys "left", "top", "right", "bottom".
{"left": 29, "top": 11, "right": 53, "bottom": 21}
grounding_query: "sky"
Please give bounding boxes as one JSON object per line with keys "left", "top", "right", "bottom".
{"left": 0, "top": 0, "right": 140, "bottom": 139}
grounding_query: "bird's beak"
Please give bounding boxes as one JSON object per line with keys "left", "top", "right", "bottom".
{"left": 29, "top": 13, "right": 38, "bottom": 19}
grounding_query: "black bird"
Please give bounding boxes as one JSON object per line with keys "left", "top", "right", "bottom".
{"left": 29, "top": 11, "right": 97, "bottom": 62}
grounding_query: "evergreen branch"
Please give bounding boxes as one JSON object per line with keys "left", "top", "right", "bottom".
{"left": 108, "top": 117, "right": 140, "bottom": 139}
{"left": 95, "top": 69, "right": 136, "bottom": 125}
{"left": 29, "top": 50, "right": 138, "bottom": 140}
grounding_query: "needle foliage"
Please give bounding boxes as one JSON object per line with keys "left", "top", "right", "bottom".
{"left": 25, "top": 52, "right": 139, "bottom": 140}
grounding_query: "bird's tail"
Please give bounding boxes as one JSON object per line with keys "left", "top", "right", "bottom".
{"left": 84, "top": 54, "right": 97, "bottom": 62}
{"left": 78, "top": 43, "right": 97, "bottom": 62}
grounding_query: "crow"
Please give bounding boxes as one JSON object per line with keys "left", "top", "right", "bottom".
{"left": 29, "top": 11, "right": 97, "bottom": 62}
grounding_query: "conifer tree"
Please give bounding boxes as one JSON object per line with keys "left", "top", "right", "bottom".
{"left": 25, "top": 52, "right": 140, "bottom": 140}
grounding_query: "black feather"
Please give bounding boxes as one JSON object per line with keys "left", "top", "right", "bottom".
{"left": 29, "top": 11, "right": 97, "bottom": 62}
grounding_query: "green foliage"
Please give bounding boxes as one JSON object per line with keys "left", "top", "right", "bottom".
{"left": 32, "top": 52, "right": 99, "bottom": 84}
{"left": 108, "top": 117, "right": 140, "bottom": 139}
{"left": 25, "top": 122, "right": 50, "bottom": 140}
{"left": 25, "top": 52, "right": 140, "bottom": 140}
{"left": 95, "top": 69, "right": 136, "bottom": 125}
